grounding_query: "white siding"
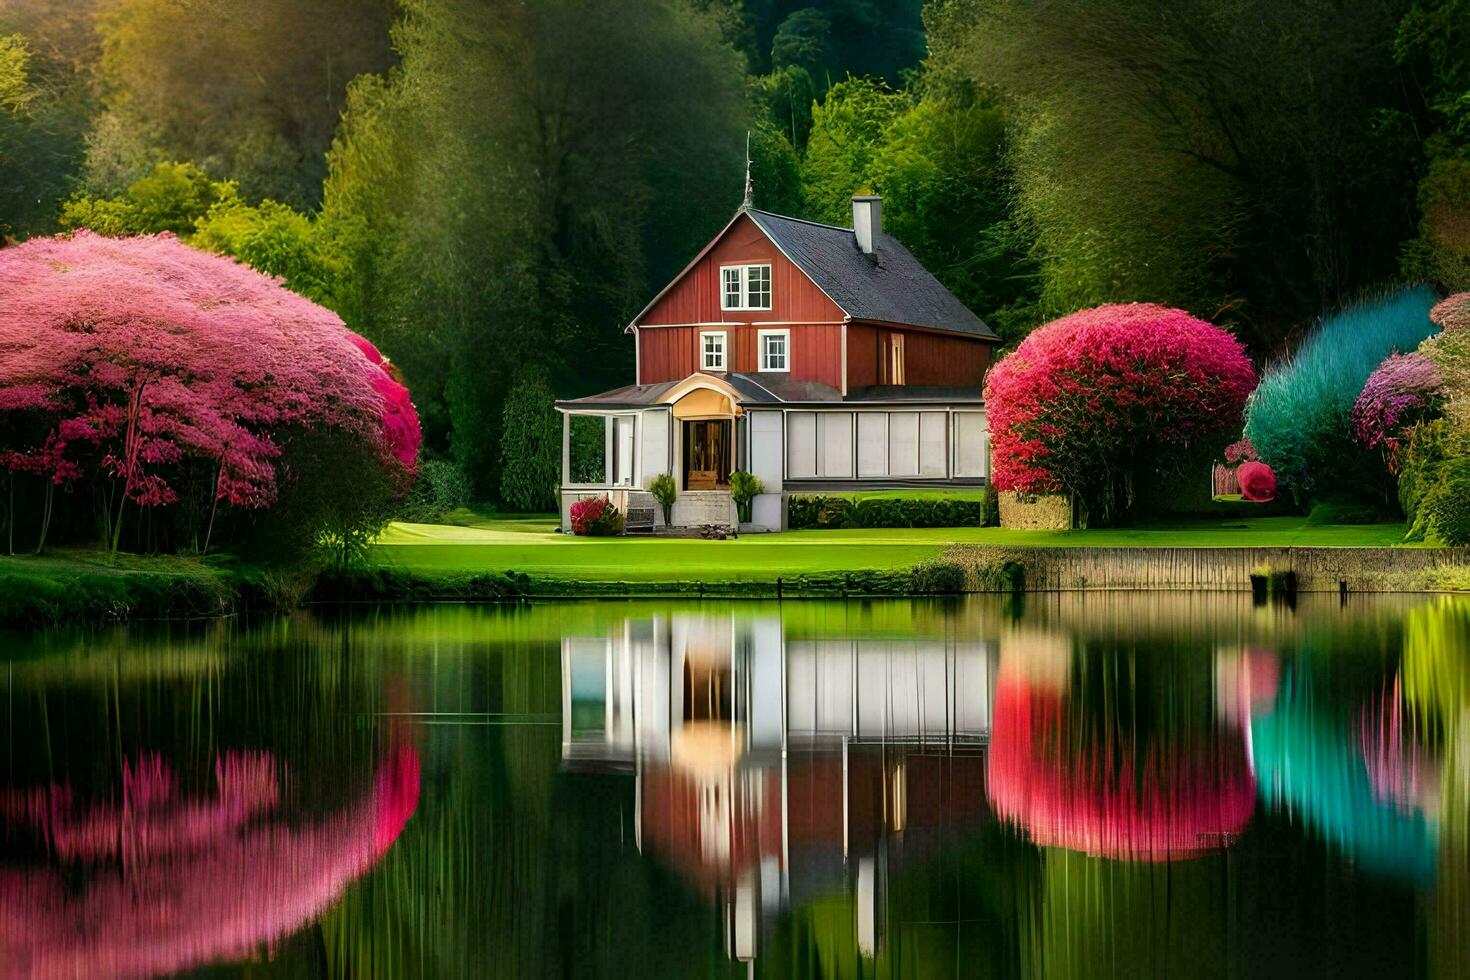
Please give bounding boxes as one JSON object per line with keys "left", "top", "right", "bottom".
{"left": 614, "top": 416, "right": 635, "bottom": 486}
{"left": 889, "top": 412, "right": 919, "bottom": 476}
{"left": 786, "top": 412, "right": 817, "bottom": 478}
{"left": 749, "top": 410, "right": 784, "bottom": 491}
{"left": 820, "top": 412, "right": 854, "bottom": 478}
{"left": 919, "top": 412, "right": 947, "bottom": 477}
{"left": 953, "top": 411, "right": 987, "bottom": 478}
{"left": 857, "top": 413, "right": 888, "bottom": 477}
{"left": 639, "top": 408, "right": 670, "bottom": 487}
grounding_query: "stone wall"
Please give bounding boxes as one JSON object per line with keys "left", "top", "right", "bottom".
{"left": 998, "top": 492, "right": 1073, "bottom": 530}
{"left": 943, "top": 543, "right": 1470, "bottom": 592}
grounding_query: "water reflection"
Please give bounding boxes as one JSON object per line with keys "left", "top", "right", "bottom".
{"left": 1, "top": 594, "right": 1467, "bottom": 977}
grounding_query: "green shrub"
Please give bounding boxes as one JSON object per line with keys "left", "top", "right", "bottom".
{"left": 730, "top": 470, "right": 764, "bottom": 522}
{"left": 910, "top": 560, "right": 966, "bottom": 594}
{"left": 649, "top": 472, "right": 676, "bottom": 524}
{"left": 788, "top": 494, "right": 985, "bottom": 530}
{"left": 1305, "top": 500, "right": 1390, "bottom": 526}
{"left": 1425, "top": 457, "right": 1470, "bottom": 546}
{"left": 1400, "top": 420, "right": 1468, "bottom": 541}
{"left": 399, "top": 458, "right": 474, "bottom": 522}
{"left": 498, "top": 370, "right": 560, "bottom": 512}
{"left": 788, "top": 496, "right": 851, "bottom": 529}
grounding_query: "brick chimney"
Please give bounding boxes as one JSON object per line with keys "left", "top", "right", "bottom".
{"left": 852, "top": 194, "right": 882, "bottom": 257}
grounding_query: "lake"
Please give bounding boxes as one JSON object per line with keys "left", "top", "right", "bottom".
{"left": 3, "top": 593, "right": 1468, "bottom": 978}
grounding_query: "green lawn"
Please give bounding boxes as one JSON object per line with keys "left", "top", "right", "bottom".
{"left": 371, "top": 514, "right": 1418, "bottom": 583}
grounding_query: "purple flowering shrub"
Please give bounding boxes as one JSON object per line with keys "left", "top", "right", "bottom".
{"left": 1351, "top": 352, "right": 1445, "bottom": 471}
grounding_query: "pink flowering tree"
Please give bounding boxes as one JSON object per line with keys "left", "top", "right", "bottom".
{"left": 984, "top": 303, "right": 1257, "bottom": 525}
{"left": 0, "top": 231, "right": 420, "bottom": 555}
{"left": 1352, "top": 352, "right": 1445, "bottom": 473}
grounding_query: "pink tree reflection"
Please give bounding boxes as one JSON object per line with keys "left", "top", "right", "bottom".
{"left": 0, "top": 744, "right": 419, "bottom": 979}
{"left": 987, "top": 671, "right": 1256, "bottom": 860}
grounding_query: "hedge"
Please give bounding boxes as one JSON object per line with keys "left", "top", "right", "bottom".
{"left": 788, "top": 489, "right": 996, "bottom": 530}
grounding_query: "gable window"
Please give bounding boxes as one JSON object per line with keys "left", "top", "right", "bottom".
{"left": 722, "top": 268, "right": 742, "bottom": 310}
{"left": 701, "top": 330, "right": 727, "bottom": 371}
{"left": 758, "top": 328, "right": 789, "bottom": 372}
{"left": 720, "top": 264, "right": 772, "bottom": 311}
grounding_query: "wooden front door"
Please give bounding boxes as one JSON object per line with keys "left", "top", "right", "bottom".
{"left": 683, "top": 419, "right": 731, "bottom": 489}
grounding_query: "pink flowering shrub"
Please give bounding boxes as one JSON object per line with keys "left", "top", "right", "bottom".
{"left": 1429, "top": 292, "right": 1470, "bottom": 333}
{"left": 1223, "top": 436, "right": 1259, "bottom": 465}
{"left": 984, "top": 304, "right": 1257, "bottom": 524}
{"left": 1351, "top": 352, "right": 1445, "bottom": 472}
{"left": 0, "top": 232, "right": 419, "bottom": 552}
{"left": 569, "top": 495, "right": 624, "bottom": 536}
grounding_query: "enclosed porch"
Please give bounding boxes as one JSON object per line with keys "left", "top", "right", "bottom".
{"left": 555, "top": 374, "right": 768, "bottom": 532}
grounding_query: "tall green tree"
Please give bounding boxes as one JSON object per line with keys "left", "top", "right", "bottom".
{"left": 323, "top": 0, "right": 748, "bottom": 495}
{"left": 86, "top": 0, "right": 395, "bottom": 208}
{"left": 953, "top": 0, "right": 1424, "bottom": 350}
{"left": 800, "top": 29, "right": 1040, "bottom": 342}
{"left": 1396, "top": 0, "right": 1470, "bottom": 291}
{"left": 0, "top": 2, "right": 99, "bottom": 237}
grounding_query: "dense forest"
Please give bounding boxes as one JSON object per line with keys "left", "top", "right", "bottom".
{"left": 2, "top": 0, "right": 1468, "bottom": 503}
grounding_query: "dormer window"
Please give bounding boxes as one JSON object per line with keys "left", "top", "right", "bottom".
{"left": 720, "top": 264, "right": 772, "bottom": 311}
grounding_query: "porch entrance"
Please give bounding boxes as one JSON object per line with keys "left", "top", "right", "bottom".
{"left": 683, "top": 419, "right": 732, "bottom": 490}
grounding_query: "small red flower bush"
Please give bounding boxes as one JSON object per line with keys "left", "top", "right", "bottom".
{"left": 570, "top": 495, "right": 624, "bottom": 536}
{"left": 1236, "top": 461, "right": 1277, "bottom": 502}
{"left": 985, "top": 303, "right": 1257, "bottom": 524}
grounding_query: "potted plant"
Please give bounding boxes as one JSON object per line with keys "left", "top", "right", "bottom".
{"left": 649, "top": 472, "right": 676, "bottom": 526}
{"left": 729, "top": 470, "right": 763, "bottom": 524}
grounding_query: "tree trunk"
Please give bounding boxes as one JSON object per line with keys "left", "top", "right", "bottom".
{"left": 35, "top": 481, "right": 53, "bottom": 556}
{"left": 202, "top": 465, "right": 221, "bottom": 556}
{"left": 111, "top": 489, "right": 126, "bottom": 556}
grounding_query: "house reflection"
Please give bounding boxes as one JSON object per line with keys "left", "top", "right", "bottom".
{"left": 561, "top": 612, "right": 996, "bottom": 963}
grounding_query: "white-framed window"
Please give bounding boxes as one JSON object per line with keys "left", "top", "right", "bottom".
{"left": 719, "top": 264, "right": 773, "bottom": 310}
{"left": 758, "top": 328, "right": 790, "bottom": 372}
{"left": 722, "top": 267, "right": 742, "bottom": 309}
{"left": 700, "top": 330, "right": 727, "bottom": 371}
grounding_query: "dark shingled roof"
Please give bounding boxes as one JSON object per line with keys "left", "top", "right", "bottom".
{"left": 554, "top": 380, "right": 679, "bottom": 409}
{"left": 746, "top": 209, "right": 999, "bottom": 341}
{"left": 556, "top": 374, "right": 981, "bottom": 409}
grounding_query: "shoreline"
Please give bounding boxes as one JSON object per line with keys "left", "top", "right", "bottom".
{"left": 4, "top": 543, "right": 1468, "bottom": 628}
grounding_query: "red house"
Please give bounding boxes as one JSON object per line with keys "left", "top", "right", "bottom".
{"left": 556, "top": 194, "right": 999, "bottom": 529}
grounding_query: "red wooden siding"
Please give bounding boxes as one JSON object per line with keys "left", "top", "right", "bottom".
{"left": 640, "top": 323, "right": 843, "bottom": 388}
{"left": 845, "top": 323, "right": 990, "bottom": 389}
{"left": 638, "top": 213, "right": 844, "bottom": 327}
{"left": 903, "top": 329, "right": 991, "bottom": 386}
{"left": 635, "top": 211, "right": 990, "bottom": 392}
{"left": 845, "top": 323, "right": 880, "bottom": 388}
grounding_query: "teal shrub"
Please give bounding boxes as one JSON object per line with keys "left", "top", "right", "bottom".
{"left": 1245, "top": 288, "right": 1439, "bottom": 501}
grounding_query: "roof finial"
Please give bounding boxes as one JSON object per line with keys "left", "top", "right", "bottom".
{"left": 742, "top": 131, "right": 754, "bottom": 209}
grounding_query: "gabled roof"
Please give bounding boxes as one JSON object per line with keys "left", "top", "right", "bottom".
{"left": 746, "top": 209, "right": 999, "bottom": 341}
{"left": 628, "top": 206, "right": 999, "bottom": 342}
